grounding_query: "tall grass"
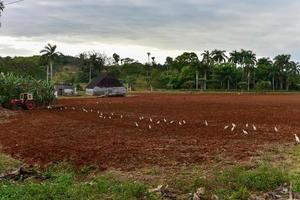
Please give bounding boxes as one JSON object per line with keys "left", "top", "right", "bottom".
{"left": 0, "top": 72, "right": 55, "bottom": 105}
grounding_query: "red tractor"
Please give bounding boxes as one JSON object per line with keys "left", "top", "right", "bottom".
{"left": 10, "top": 93, "right": 36, "bottom": 110}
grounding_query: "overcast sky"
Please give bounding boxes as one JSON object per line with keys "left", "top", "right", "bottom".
{"left": 1, "top": 0, "right": 300, "bottom": 63}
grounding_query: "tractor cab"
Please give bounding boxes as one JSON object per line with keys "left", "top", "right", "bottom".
{"left": 20, "top": 93, "right": 33, "bottom": 101}
{"left": 10, "top": 93, "right": 36, "bottom": 110}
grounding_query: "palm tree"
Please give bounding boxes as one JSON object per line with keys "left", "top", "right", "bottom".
{"left": 201, "top": 50, "right": 213, "bottom": 90}
{"left": 112, "top": 53, "right": 120, "bottom": 65}
{"left": 240, "top": 49, "right": 256, "bottom": 91}
{"left": 274, "top": 54, "right": 291, "bottom": 90}
{"left": 286, "top": 61, "right": 299, "bottom": 91}
{"left": 40, "top": 44, "right": 61, "bottom": 82}
{"left": 147, "top": 52, "right": 151, "bottom": 64}
{"left": 211, "top": 49, "right": 228, "bottom": 64}
{"left": 229, "top": 50, "right": 242, "bottom": 67}
{"left": 87, "top": 52, "right": 104, "bottom": 83}
{"left": 257, "top": 57, "right": 276, "bottom": 90}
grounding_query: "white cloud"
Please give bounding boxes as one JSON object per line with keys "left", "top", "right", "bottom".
{"left": 0, "top": 0, "right": 300, "bottom": 62}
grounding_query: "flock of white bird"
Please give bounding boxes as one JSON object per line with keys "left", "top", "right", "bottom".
{"left": 50, "top": 105, "right": 300, "bottom": 144}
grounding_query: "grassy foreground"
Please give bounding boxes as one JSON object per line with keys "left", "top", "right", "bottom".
{"left": 0, "top": 145, "right": 300, "bottom": 200}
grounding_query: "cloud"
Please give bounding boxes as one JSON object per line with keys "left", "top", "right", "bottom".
{"left": 1, "top": 0, "right": 300, "bottom": 62}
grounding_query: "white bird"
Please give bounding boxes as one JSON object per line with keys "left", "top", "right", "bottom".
{"left": 109, "top": 116, "right": 112, "bottom": 119}
{"left": 97, "top": 111, "right": 100, "bottom": 114}
{"left": 90, "top": 109, "right": 93, "bottom": 112}
{"left": 157, "top": 121, "right": 160, "bottom": 125}
{"left": 224, "top": 125, "right": 229, "bottom": 130}
{"left": 135, "top": 122, "right": 139, "bottom": 127}
{"left": 120, "top": 115, "right": 123, "bottom": 119}
{"left": 274, "top": 126, "right": 279, "bottom": 133}
{"left": 111, "top": 113, "right": 114, "bottom": 116}
{"left": 64, "top": 107, "right": 68, "bottom": 110}
{"left": 72, "top": 107, "right": 75, "bottom": 110}
{"left": 164, "top": 118, "right": 167, "bottom": 123}
{"left": 204, "top": 120, "right": 208, "bottom": 126}
{"left": 150, "top": 118, "right": 153, "bottom": 122}
{"left": 231, "top": 124, "right": 236, "bottom": 132}
{"left": 182, "top": 120, "right": 186, "bottom": 124}
{"left": 242, "top": 129, "right": 248, "bottom": 135}
{"left": 179, "top": 122, "right": 182, "bottom": 126}
{"left": 252, "top": 124, "right": 257, "bottom": 131}
{"left": 149, "top": 125, "right": 152, "bottom": 129}
{"left": 170, "top": 121, "right": 174, "bottom": 124}
{"left": 246, "top": 123, "right": 249, "bottom": 128}
{"left": 295, "top": 134, "right": 300, "bottom": 143}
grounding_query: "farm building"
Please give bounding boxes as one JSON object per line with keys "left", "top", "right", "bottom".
{"left": 86, "top": 75, "right": 127, "bottom": 96}
{"left": 54, "top": 83, "right": 76, "bottom": 96}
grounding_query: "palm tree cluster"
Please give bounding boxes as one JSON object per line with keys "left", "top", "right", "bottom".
{"left": 161, "top": 49, "right": 299, "bottom": 91}
{"left": 40, "top": 44, "right": 61, "bottom": 82}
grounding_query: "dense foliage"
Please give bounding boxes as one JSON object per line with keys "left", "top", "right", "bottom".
{"left": 0, "top": 72, "right": 55, "bottom": 105}
{"left": 1, "top": 48, "right": 300, "bottom": 91}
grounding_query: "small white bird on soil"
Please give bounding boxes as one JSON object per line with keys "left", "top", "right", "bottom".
{"left": 231, "top": 123, "right": 236, "bottom": 132}
{"left": 295, "top": 134, "right": 300, "bottom": 143}
{"left": 157, "top": 121, "right": 160, "bottom": 125}
{"left": 246, "top": 123, "right": 249, "bottom": 128}
{"left": 182, "top": 120, "right": 186, "bottom": 124}
{"left": 242, "top": 129, "right": 248, "bottom": 135}
{"left": 164, "top": 118, "right": 167, "bottom": 123}
{"left": 252, "top": 124, "right": 257, "bottom": 131}
{"left": 149, "top": 125, "right": 152, "bottom": 129}
{"left": 224, "top": 125, "right": 229, "bottom": 130}
{"left": 179, "top": 122, "right": 182, "bottom": 126}
{"left": 135, "top": 122, "right": 139, "bottom": 127}
{"left": 274, "top": 126, "right": 279, "bottom": 133}
{"left": 150, "top": 118, "right": 153, "bottom": 122}
{"left": 170, "top": 121, "right": 174, "bottom": 124}
{"left": 204, "top": 120, "right": 208, "bottom": 126}
{"left": 120, "top": 115, "right": 123, "bottom": 119}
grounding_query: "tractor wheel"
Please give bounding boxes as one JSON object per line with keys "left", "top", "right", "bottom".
{"left": 24, "top": 101, "right": 35, "bottom": 110}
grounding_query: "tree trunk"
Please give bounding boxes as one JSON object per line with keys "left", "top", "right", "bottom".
{"left": 247, "top": 72, "right": 250, "bottom": 91}
{"left": 46, "top": 65, "right": 49, "bottom": 83}
{"left": 196, "top": 70, "right": 199, "bottom": 90}
{"left": 204, "top": 71, "right": 207, "bottom": 91}
{"left": 89, "top": 65, "right": 92, "bottom": 83}
{"left": 286, "top": 77, "right": 289, "bottom": 91}
{"left": 272, "top": 75, "right": 275, "bottom": 91}
{"left": 50, "top": 61, "right": 53, "bottom": 81}
{"left": 227, "top": 79, "right": 230, "bottom": 91}
{"left": 280, "top": 77, "right": 283, "bottom": 90}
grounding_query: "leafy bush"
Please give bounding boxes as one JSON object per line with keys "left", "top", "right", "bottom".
{"left": 0, "top": 72, "right": 55, "bottom": 106}
{"left": 238, "top": 81, "right": 248, "bottom": 90}
{"left": 256, "top": 81, "right": 272, "bottom": 91}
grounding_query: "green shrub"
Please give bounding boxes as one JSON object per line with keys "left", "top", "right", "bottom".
{"left": 0, "top": 72, "right": 55, "bottom": 105}
{"left": 256, "top": 81, "right": 272, "bottom": 91}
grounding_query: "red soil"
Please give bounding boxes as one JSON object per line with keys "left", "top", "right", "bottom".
{"left": 0, "top": 93, "right": 299, "bottom": 170}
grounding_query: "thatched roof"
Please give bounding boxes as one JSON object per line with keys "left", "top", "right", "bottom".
{"left": 86, "top": 75, "right": 123, "bottom": 89}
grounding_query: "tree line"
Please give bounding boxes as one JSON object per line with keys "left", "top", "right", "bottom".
{"left": 0, "top": 45, "right": 300, "bottom": 91}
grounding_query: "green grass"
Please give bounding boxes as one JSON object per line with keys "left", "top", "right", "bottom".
{"left": 0, "top": 158, "right": 158, "bottom": 200}
{"left": 0, "top": 154, "right": 21, "bottom": 174}
{"left": 0, "top": 172, "right": 158, "bottom": 200}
